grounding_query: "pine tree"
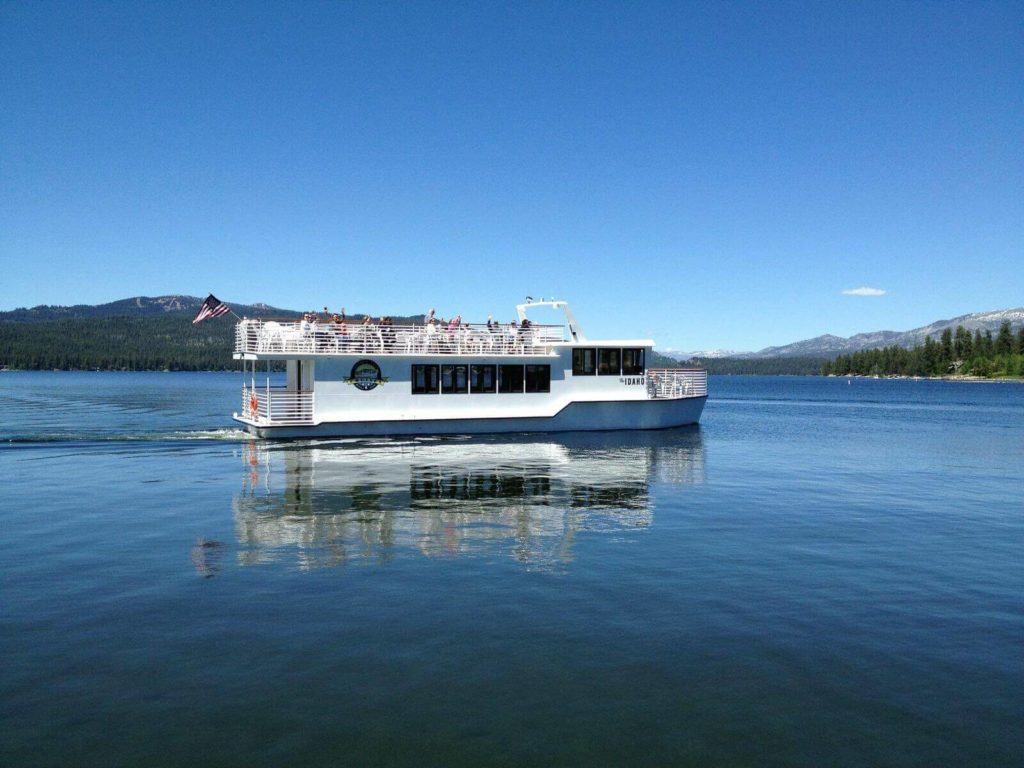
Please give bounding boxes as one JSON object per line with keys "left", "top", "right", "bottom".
{"left": 954, "top": 325, "right": 972, "bottom": 360}
{"left": 922, "top": 336, "right": 941, "bottom": 375}
{"left": 940, "top": 328, "right": 953, "bottom": 363}
{"left": 996, "top": 321, "right": 1014, "bottom": 355}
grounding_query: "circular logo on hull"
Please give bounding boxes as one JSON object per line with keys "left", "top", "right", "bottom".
{"left": 349, "top": 359, "right": 384, "bottom": 391}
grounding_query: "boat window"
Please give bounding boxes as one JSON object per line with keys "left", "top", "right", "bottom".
{"left": 598, "top": 348, "right": 621, "bottom": 376}
{"left": 470, "top": 364, "right": 496, "bottom": 393}
{"left": 572, "top": 348, "right": 597, "bottom": 376}
{"left": 622, "top": 348, "right": 645, "bottom": 376}
{"left": 525, "top": 365, "right": 551, "bottom": 393}
{"left": 411, "top": 364, "right": 439, "bottom": 394}
{"left": 498, "top": 364, "right": 524, "bottom": 393}
{"left": 441, "top": 364, "right": 469, "bottom": 394}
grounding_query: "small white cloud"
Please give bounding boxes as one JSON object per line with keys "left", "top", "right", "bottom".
{"left": 841, "top": 287, "right": 886, "bottom": 296}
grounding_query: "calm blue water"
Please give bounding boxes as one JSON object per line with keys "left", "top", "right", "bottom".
{"left": 1, "top": 372, "right": 1022, "bottom": 767}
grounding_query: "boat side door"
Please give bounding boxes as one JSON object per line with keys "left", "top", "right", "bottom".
{"left": 289, "top": 360, "right": 314, "bottom": 392}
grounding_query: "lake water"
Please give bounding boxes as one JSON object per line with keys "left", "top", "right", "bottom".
{"left": 1, "top": 372, "right": 1022, "bottom": 767}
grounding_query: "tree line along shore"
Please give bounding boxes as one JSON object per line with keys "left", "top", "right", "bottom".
{"left": 0, "top": 315, "right": 237, "bottom": 371}
{"left": 820, "top": 322, "right": 1024, "bottom": 379}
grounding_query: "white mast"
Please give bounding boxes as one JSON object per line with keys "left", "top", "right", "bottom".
{"left": 516, "top": 298, "right": 585, "bottom": 342}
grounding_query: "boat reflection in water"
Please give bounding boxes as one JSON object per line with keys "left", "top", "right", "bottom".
{"left": 233, "top": 429, "right": 704, "bottom": 570}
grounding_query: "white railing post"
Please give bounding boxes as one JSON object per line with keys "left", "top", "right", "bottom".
{"left": 646, "top": 368, "right": 707, "bottom": 399}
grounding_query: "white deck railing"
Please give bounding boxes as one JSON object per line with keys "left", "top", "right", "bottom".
{"left": 646, "top": 368, "right": 708, "bottom": 399}
{"left": 235, "top": 319, "right": 564, "bottom": 357}
{"left": 242, "top": 386, "right": 314, "bottom": 425}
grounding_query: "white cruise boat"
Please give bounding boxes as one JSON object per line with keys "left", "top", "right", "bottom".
{"left": 231, "top": 299, "right": 707, "bottom": 438}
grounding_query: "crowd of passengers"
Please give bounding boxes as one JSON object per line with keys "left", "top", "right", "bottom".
{"left": 276, "top": 306, "right": 538, "bottom": 353}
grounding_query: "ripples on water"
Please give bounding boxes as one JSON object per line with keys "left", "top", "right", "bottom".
{"left": 1, "top": 372, "right": 1022, "bottom": 767}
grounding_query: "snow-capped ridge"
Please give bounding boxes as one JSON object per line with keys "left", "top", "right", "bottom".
{"left": 743, "top": 308, "right": 1024, "bottom": 358}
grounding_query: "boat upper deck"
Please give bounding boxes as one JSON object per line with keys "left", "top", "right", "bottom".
{"left": 234, "top": 318, "right": 569, "bottom": 357}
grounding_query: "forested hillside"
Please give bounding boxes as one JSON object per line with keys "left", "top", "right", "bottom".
{"left": 688, "top": 356, "right": 826, "bottom": 375}
{"left": 0, "top": 315, "right": 239, "bottom": 370}
{"left": 0, "top": 301, "right": 427, "bottom": 370}
{"left": 821, "top": 322, "right": 1024, "bottom": 378}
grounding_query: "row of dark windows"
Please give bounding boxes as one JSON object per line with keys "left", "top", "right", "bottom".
{"left": 572, "top": 348, "right": 645, "bottom": 376}
{"left": 412, "top": 364, "right": 551, "bottom": 394}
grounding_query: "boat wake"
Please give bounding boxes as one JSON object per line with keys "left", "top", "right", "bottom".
{"left": 1, "top": 427, "right": 252, "bottom": 445}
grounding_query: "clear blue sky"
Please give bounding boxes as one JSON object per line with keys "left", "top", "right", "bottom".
{"left": 2, "top": 1, "right": 1021, "bottom": 352}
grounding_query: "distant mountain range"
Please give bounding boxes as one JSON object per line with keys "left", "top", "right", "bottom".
{"left": 744, "top": 308, "right": 1024, "bottom": 359}
{"left": 0, "top": 295, "right": 422, "bottom": 324}
{"left": 661, "top": 348, "right": 743, "bottom": 360}
{"left": 3, "top": 297, "right": 1021, "bottom": 363}
{"left": 671, "top": 308, "right": 1024, "bottom": 360}
{"left": 0, "top": 295, "right": 289, "bottom": 322}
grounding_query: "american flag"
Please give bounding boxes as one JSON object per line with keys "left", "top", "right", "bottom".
{"left": 192, "top": 294, "right": 231, "bottom": 324}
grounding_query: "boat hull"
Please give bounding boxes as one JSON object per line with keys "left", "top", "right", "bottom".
{"left": 235, "top": 395, "right": 707, "bottom": 439}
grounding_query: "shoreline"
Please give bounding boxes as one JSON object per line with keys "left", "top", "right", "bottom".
{"left": 827, "top": 374, "right": 1024, "bottom": 384}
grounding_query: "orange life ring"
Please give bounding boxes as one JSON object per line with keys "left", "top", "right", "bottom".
{"left": 249, "top": 394, "right": 259, "bottom": 416}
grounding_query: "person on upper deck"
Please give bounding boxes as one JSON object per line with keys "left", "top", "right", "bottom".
{"left": 518, "top": 317, "right": 533, "bottom": 350}
{"left": 381, "top": 316, "right": 395, "bottom": 350}
{"left": 507, "top": 320, "right": 519, "bottom": 352}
